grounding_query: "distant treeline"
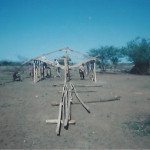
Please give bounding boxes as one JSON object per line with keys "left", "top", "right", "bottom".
{"left": 0, "top": 61, "right": 21, "bottom": 66}
{"left": 0, "top": 61, "right": 31, "bottom": 66}
{"left": 88, "top": 37, "right": 150, "bottom": 74}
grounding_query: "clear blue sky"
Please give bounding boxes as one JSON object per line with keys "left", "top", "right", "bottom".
{"left": 0, "top": 0, "right": 150, "bottom": 61}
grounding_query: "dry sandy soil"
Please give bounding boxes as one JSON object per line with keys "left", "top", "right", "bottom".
{"left": 0, "top": 66, "right": 150, "bottom": 149}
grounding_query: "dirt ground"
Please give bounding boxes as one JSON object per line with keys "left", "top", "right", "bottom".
{"left": 0, "top": 66, "right": 150, "bottom": 149}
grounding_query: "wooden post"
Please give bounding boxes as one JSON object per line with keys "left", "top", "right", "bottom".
{"left": 56, "top": 102, "right": 63, "bottom": 135}
{"left": 46, "top": 119, "right": 75, "bottom": 124}
{"left": 66, "top": 53, "right": 70, "bottom": 81}
{"left": 36, "top": 61, "right": 38, "bottom": 83}
{"left": 49, "top": 67, "right": 51, "bottom": 78}
{"left": 69, "top": 82, "right": 73, "bottom": 102}
{"left": 38, "top": 61, "right": 41, "bottom": 81}
{"left": 64, "top": 58, "right": 67, "bottom": 84}
{"left": 42, "top": 63, "right": 44, "bottom": 80}
{"left": 94, "top": 62, "right": 97, "bottom": 83}
{"left": 64, "top": 89, "right": 72, "bottom": 127}
{"left": 36, "top": 61, "right": 39, "bottom": 82}
{"left": 64, "top": 90, "right": 69, "bottom": 127}
{"left": 62, "top": 84, "right": 67, "bottom": 125}
{"left": 33, "top": 61, "right": 36, "bottom": 83}
{"left": 51, "top": 96, "right": 121, "bottom": 106}
{"left": 62, "top": 92, "right": 65, "bottom": 124}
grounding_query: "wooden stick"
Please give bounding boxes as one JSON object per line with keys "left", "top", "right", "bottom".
{"left": 61, "top": 85, "right": 66, "bottom": 124}
{"left": 71, "top": 83, "right": 90, "bottom": 113}
{"left": 62, "top": 84, "right": 68, "bottom": 123}
{"left": 56, "top": 102, "right": 62, "bottom": 135}
{"left": 94, "top": 62, "right": 97, "bottom": 83}
{"left": 58, "top": 90, "right": 96, "bottom": 93}
{"left": 64, "top": 90, "right": 68, "bottom": 127}
{"left": 69, "top": 99, "right": 72, "bottom": 120}
{"left": 37, "top": 61, "right": 39, "bottom": 82}
{"left": 68, "top": 47, "right": 93, "bottom": 58}
{"left": 36, "top": 65, "right": 38, "bottom": 83}
{"left": 46, "top": 119, "right": 75, "bottom": 124}
{"left": 35, "top": 62, "right": 37, "bottom": 83}
{"left": 64, "top": 91, "right": 70, "bottom": 127}
{"left": 42, "top": 63, "right": 44, "bottom": 79}
{"left": 64, "top": 58, "right": 67, "bottom": 84}
{"left": 22, "top": 47, "right": 66, "bottom": 65}
{"left": 51, "top": 96, "right": 120, "bottom": 106}
{"left": 62, "top": 93, "right": 65, "bottom": 124}
{"left": 33, "top": 61, "right": 36, "bottom": 83}
{"left": 69, "top": 83, "right": 73, "bottom": 102}
{"left": 72, "top": 84, "right": 102, "bottom": 87}
{"left": 38, "top": 61, "right": 41, "bottom": 81}
{"left": 69, "top": 57, "right": 96, "bottom": 69}
{"left": 69, "top": 84, "right": 73, "bottom": 120}
{"left": 57, "top": 71, "right": 61, "bottom": 78}
{"left": 36, "top": 57, "right": 65, "bottom": 69}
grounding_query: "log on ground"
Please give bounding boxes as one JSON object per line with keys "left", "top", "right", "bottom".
{"left": 51, "top": 96, "right": 121, "bottom": 106}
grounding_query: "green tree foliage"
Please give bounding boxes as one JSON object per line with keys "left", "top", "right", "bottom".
{"left": 88, "top": 46, "right": 121, "bottom": 70}
{"left": 122, "top": 37, "right": 150, "bottom": 74}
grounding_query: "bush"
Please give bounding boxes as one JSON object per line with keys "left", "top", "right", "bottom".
{"left": 122, "top": 37, "right": 150, "bottom": 74}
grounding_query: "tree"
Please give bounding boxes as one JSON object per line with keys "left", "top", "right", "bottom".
{"left": 122, "top": 37, "right": 150, "bottom": 74}
{"left": 88, "top": 46, "right": 121, "bottom": 71}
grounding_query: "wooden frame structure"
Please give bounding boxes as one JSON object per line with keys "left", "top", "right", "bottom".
{"left": 22, "top": 47, "right": 104, "bottom": 135}
{"left": 22, "top": 47, "right": 97, "bottom": 83}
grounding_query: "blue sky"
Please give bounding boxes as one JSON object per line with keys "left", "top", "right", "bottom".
{"left": 0, "top": 0, "right": 150, "bottom": 61}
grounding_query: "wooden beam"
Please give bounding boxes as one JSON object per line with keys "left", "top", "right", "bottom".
{"left": 69, "top": 57, "right": 96, "bottom": 69}
{"left": 64, "top": 58, "right": 67, "bottom": 84}
{"left": 71, "top": 84, "right": 103, "bottom": 87}
{"left": 52, "top": 84, "right": 103, "bottom": 87}
{"left": 33, "top": 61, "right": 36, "bottom": 83}
{"left": 46, "top": 119, "right": 75, "bottom": 124}
{"left": 68, "top": 88, "right": 72, "bottom": 120}
{"left": 62, "top": 94, "right": 65, "bottom": 124}
{"left": 68, "top": 48, "right": 92, "bottom": 58}
{"left": 22, "top": 47, "right": 66, "bottom": 65}
{"left": 64, "top": 90, "right": 68, "bottom": 127}
{"left": 51, "top": 96, "right": 120, "bottom": 106}
{"left": 69, "top": 54, "right": 85, "bottom": 60}
{"left": 42, "top": 63, "right": 44, "bottom": 79}
{"left": 94, "top": 62, "right": 97, "bottom": 83}
{"left": 64, "top": 92, "right": 71, "bottom": 127}
{"left": 56, "top": 102, "right": 63, "bottom": 136}
{"left": 36, "top": 57, "right": 65, "bottom": 69}
{"left": 71, "top": 83, "right": 90, "bottom": 113}
{"left": 58, "top": 90, "right": 96, "bottom": 93}
{"left": 61, "top": 84, "right": 67, "bottom": 124}
{"left": 38, "top": 61, "right": 41, "bottom": 81}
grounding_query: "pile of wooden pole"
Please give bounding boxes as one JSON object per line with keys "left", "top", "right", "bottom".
{"left": 46, "top": 81, "right": 121, "bottom": 135}
{"left": 46, "top": 83, "right": 74, "bottom": 135}
{"left": 46, "top": 82, "right": 91, "bottom": 135}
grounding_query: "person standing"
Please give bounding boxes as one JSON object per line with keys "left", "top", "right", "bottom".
{"left": 79, "top": 63, "right": 86, "bottom": 80}
{"left": 54, "top": 59, "right": 61, "bottom": 78}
